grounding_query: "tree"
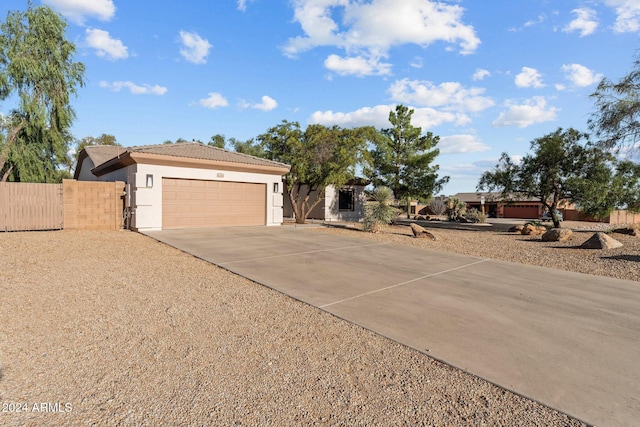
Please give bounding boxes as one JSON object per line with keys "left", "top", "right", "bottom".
{"left": 368, "top": 105, "right": 448, "bottom": 217}
{"left": 0, "top": 4, "right": 85, "bottom": 182}
{"left": 258, "top": 120, "right": 373, "bottom": 224}
{"left": 589, "top": 51, "right": 640, "bottom": 154}
{"left": 209, "top": 134, "right": 226, "bottom": 149}
{"left": 477, "top": 127, "right": 624, "bottom": 228}
{"left": 231, "top": 137, "right": 267, "bottom": 158}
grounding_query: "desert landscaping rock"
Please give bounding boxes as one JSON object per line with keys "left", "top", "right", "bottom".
{"left": 508, "top": 225, "right": 524, "bottom": 233}
{"left": 612, "top": 227, "right": 640, "bottom": 237}
{"left": 410, "top": 223, "right": 436, "bottom": 240}
{"left": 521, "top": 223, "right": 547, "bottom": 236}
{"left": 0, "top": 230, "right": 589, "bottom": 426}
{"left": 542, "top": 228, "right": 573, "bottom": 242}
{"left": 580, "top": 232, "right": 624, "bottom": 249}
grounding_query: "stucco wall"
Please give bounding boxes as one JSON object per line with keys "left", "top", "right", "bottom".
{"left": 98, "top": 163, "right": 284, "bottom": 230}
{"left": 283, "top": 184, "right": 366, "bottom": 222}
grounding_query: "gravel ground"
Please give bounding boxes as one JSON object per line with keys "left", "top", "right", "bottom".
{"left": 315, "top": 222, "right": 640, "bottom": 282}
{"left": 0, "top": 230, "right": 588, "bottom": 426}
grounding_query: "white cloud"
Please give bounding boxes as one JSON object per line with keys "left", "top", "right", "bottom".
{"left": 410, "top": 56, "right": 424, "bottom": 69}
{"left": 237, "top": 0, "right": 256, "bottom": 11}
{"left": 561, "top": 64, "right": 603, "bottom": 87}
{"left": 472, "top": 68, "right": 491, "bottom": 81}
{"left": 604, "top": 0, "right": 640, "bottom": 33}
{"left": 252, "top": 96, "right": 278, "bottom": 111}
{"left": 43, "top": 0, "right": 115, "bottom": 24}
{"left": 199, "top": 92, "right": 229, "bottom": 109}
{"left": 563, "top": 8, "right": 598, "bottom": 37}
{"left": 179, "top": 31, "right": 212, "bottom": 64}
{"left": 99, "top": 81, "right": 167, "bottom": 95}
{"left": 439, "top": 135, "right": 491, "bottom": 154}
{"left": 492, "top": 96, "right": 559, "bottom": 128}
{"left": 85, "top": 29, "right": 128, "bottom": 60}
{"left": 284, "top": 0, "right": 480, "bottom": 76}
{"left": 514, "top": 67, "right": 545, "bottom": 88}
{"left": 388, "top": 79, "right": 495, "bottom": 115}
{"left": 309, "top": 104, "right": 458, "bottom": 130}
{"left": 324, "top": 54, "right": 392, "bottom": 76}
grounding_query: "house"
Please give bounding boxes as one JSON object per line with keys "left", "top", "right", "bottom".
{"left": 74, "top": 142, "right": 290, "bottom": 230}
{"left": 283, "top": 179, "right": 369, "bottom": 222}
{"left": 452, "top": 192, "right": 576, "bottom": 219}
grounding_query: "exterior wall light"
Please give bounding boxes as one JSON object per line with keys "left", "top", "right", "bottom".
{"left": 146, "top": 174, "right": 153, "bottom": 188}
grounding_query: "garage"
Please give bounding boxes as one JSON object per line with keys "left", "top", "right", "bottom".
{"left": 162, "top": 178, "right": 266, "bottom": 229}
{"left": 503, "top": 205, "right": 539, "bottom": 219}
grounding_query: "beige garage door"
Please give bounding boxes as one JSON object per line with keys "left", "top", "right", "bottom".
{"left": 162, "top": 178, "right": 266, "bottom": 229}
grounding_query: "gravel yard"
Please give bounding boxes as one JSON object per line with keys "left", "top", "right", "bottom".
{"left": 316, "top": 222, "right": 640, "bottom": 282}
{"left": 0, "top": 229, "right": 596, "bottom": 426}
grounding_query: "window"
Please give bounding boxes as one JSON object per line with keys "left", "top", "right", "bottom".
{"left": 338, "top": 188, "right": 355, "bottom": 211}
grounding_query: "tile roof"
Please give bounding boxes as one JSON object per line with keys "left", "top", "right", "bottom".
{"left": 87, "top": 142, "right": 290, "bottom": 170}
{"left": 83, "top": 145, "right": 130, "bottom": 168}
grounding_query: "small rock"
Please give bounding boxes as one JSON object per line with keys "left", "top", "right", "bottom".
{"left": 508, "top": 225, "right": 524, "bottom": 233}
{"left": 580, "top": 232, "right": 623, "bottom": 249}
{"left": 542, "top": 228, "right": 573, "bottom": 242}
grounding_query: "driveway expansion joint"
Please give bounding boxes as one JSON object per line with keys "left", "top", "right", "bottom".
{"left": 320, "top": 258, "right": 491, "bottom": 308}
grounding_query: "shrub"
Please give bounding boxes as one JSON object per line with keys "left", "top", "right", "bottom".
{"left": 446, "top": 197, "right": 467, "bottom": 221}
{"left": 428, "top": 197, "right": 447, "bottom": 216}
{"left": 463, "top": 208, "right": 487, "bottom": 223}
{"left": 363, "top": 187, "right": 398, "bottom": 233}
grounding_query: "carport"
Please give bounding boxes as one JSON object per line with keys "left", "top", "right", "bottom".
{"left": 143, "top": 225, "right": 640, "bottom": 427}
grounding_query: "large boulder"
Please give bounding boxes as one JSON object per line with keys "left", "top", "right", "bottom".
{"left": 410, "top": 223, "right": 436, "bottom": 240}
{"left": 542, "top": 228, "right": 573, "bottom": 242}
{"left": 580, "top": 232, "right": 623, "bottom": 249}
{"left": 521, "top": 223, "right": 547, "bottom": 236}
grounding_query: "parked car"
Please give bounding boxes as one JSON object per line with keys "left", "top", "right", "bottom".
{"left": 541, "top": 210, "right": 563, "bottom": 222}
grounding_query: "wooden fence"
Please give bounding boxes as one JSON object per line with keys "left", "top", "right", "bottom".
{"left": 0, "top": 182, "right": 64, "bottom": 231}
{"left": 0, "top": 180, "right": 125, "bottom": 232}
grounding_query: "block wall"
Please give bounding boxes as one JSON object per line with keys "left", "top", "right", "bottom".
{"left": 63, "top": 180, "right": 126, "bottom": 230}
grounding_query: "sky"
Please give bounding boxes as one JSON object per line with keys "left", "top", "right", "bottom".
{"left": 1, "top": 0, "right": 639, "bottom": 195}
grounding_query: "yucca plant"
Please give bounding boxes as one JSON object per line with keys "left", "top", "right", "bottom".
{"left": 446, "top": 197, "right": 467, "bottom": 221}
{"left": 363, "top": 186, "right": 397, "bottom": 233}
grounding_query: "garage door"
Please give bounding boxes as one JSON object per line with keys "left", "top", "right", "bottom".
{"left": 503, "top": 206, "right": 539, "bottom": 219}
{"left": 162, "top": 178, "right": 266, "bottom": 229}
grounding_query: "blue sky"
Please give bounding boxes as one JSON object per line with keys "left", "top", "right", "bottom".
{"left": 1, "top": 0, "right": 639, "bottom": 194}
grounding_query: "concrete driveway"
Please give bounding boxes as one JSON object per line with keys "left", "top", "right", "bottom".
{"left": 143, "top": 225, "right": 640, "bottom": 427}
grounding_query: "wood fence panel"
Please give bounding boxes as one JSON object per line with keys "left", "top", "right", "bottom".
{"left": 0, "top": 183, "right": 64, "bottom": 231}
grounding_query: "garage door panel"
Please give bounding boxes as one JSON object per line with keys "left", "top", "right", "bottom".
{"left": 162, "top": 178, "right": 266, "bottom": 229}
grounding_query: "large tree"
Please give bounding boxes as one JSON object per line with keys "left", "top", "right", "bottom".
{"left": 589, "top": 51, "right": 640, "bottom": 154}
{"left": 477, "top": 127, "right": 633, "bottom": 228}
{"left": 0, "top": 4, "right": 85, "bottom": 182}
{"left": 368, "top": 105, "right": 448, "bottom": 216}
{"left": 258, "top": 120, "right": 373, "bottom": 224}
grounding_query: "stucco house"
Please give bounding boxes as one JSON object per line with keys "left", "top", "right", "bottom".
{"left": 283, "top": 179, "right": 369, "bottom": 222}
{"left": 74, "top": 142, "right": 290, "bottom": 231}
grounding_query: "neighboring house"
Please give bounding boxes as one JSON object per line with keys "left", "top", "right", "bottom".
{"left": 453, "top": 192, "right": 581, "bottom": 219}
{"left": 283, "top": 179, "right": 368, "bottom": 222}
{"left": 74, "top": 142, "right": 290, "bottom": 231}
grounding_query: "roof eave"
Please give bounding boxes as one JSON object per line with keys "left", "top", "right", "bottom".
{"left": 93, "top": 151, "right": 290, "bottom": 176}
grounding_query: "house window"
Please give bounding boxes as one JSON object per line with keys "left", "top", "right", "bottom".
{"left": 338, "top": 188, "right": 355, "bottom": 211}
